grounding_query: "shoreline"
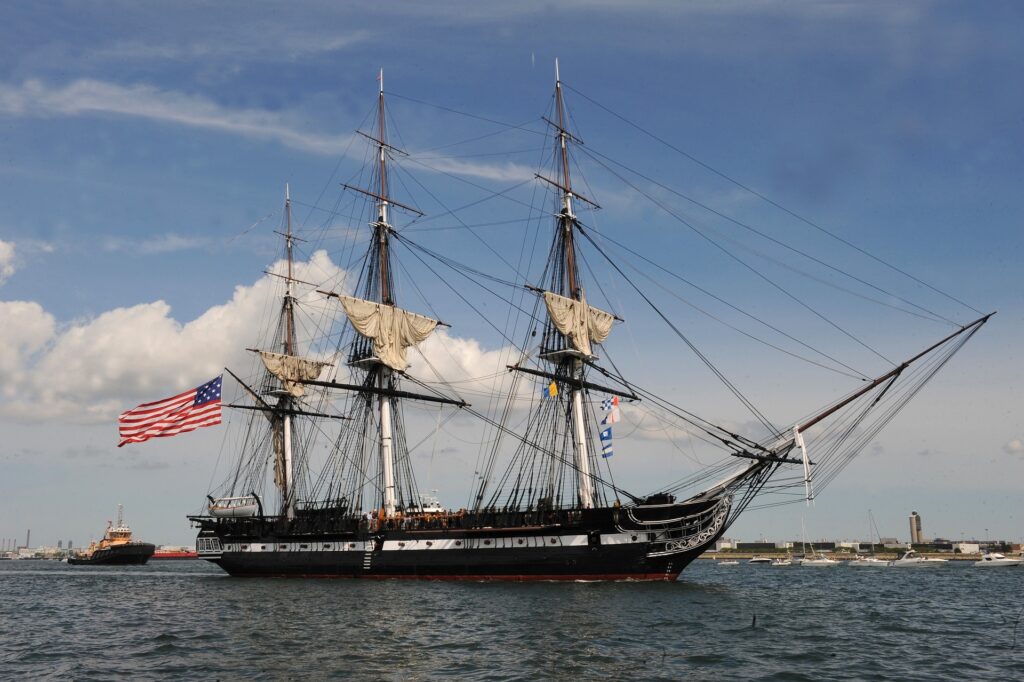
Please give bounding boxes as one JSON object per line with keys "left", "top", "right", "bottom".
{"left": 700, "top": 552, "right": 988, "bottom": 562}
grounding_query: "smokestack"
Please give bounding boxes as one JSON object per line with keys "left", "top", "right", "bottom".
{"left": 26, "top": 529, "right": 30, "bottom": 549}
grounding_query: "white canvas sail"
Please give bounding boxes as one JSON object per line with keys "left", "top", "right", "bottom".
{"left": 543, "top": 291, "right": 615, "bottom": 357}
{"left": 258, "top": 351, "right": 330, "bottom": 398}
{"left": 338, "top": 295, "right": 439, "bottom": 371}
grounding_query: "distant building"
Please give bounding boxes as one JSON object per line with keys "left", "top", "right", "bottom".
{"left": 910, "top": 542, "right": 953, "bottom": 552}
{"left": 787, "top": 540, "right": 836, "bottom": 551}
{"left": 955, "top": 543, "right": 980, "bottom": 554}
{"left": 737, "top": 542, "right": 777, "bottom": 552}
{"left": 909, "top": 511, "right": 923, "bottom": 543}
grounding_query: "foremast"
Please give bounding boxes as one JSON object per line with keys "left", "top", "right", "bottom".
{"left": 249, "top": 185, "right": 332, "bottom": 520}
{"left": 271, "top": 185, "right": 300, "bottom": 519}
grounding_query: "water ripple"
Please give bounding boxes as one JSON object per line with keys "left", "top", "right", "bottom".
{"left": 1, "top": 560, "right": 1022, "bottom": 679}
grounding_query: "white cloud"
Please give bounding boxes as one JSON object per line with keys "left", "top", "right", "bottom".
{"left": 102, "top": 233, "right": 212, "bottom": 255}
{"left": 0, "top": 250, "right": 518, "bottom": 427}
{"left": 0, "top": 251, "right": 343, "bottom": 423}
{"left": 0, "top": 239, "right": 14, "bottom": 285}
{"left": 411, "top": 329, "right": 520, "bottom": 402}
{"left": 1003, "top": 438, "right": 1024, "bottom": 456}
{"left": 361, "top": 0, "right": 921, "bottom": 26}
{"left": 93, "top": 30, "right": 370, "bottom": 63}
{"left": 0, "top": 301, "right": 55, "bottom": 393}
{"left": 0, "top": 79, "right": 352, "bottom": 155}
{"left": 0, "top": 79, "right": 534, "bottom": 183}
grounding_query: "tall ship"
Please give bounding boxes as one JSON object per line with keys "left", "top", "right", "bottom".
{"left": 190, "top": 67, "right": 990, "bottom": 580}
{"left": 69, "top": 505, "right": 156, "bottom": 566}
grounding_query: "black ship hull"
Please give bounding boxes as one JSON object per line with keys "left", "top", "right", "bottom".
{"left": 192, "top": 498, "right": 730, "bottom": 581}
{"left": 67, "top": 543, "right": 156, "bottom": 565}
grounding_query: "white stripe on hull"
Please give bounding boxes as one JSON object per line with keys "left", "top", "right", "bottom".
{"left": 218, "top": 531, "right": 656, "bottom": 555}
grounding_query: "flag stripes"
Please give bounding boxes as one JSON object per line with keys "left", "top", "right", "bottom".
{"left": 118, "top": 376, "right": 222, "bottom": 447}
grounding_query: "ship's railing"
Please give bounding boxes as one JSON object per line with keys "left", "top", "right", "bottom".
{"left": 641, "top": 496, "right": 732, "bottom": 558}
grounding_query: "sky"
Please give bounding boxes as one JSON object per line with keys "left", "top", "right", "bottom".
{"left": 1, "top": 1, "right": 1022, "bottom": 548}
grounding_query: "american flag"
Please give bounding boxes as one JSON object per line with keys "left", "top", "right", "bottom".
{"left": 118, "top": 376, "right": 223, "bottom": 447}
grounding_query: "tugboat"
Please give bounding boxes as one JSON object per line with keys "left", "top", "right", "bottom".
{"left": 68, "top": 505, "right": 155, "bottom": 565}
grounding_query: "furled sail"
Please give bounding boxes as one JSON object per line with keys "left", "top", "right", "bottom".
{"left": 543, "top": 291, "right": 615, "bottom": 357}
{"left": 338, "top": 295, "right": 439, "bottom": 371}
{"left": 272, "top": 417, "right": 285, "bottom": 489}
{"left": 259, "top": 351, "right": 330, "bottom": 398}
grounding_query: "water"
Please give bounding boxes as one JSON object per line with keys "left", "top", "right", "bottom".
{"left": 1, "top": 559, "right": 1021, "bottom": 680}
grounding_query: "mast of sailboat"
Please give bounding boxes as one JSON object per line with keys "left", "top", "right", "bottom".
{"left": 374, "top": 68, "right": 398, "bottom": 518}
{"left": 328, "top": 71, "right": 440, "bottom": 518}
{"left": 552, "top": 59, "right": 594, "bottom": 509}
{"left": 281, "top": 184, "right": 296, "bottom": 520}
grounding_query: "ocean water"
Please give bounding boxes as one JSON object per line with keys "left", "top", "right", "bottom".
{"left": 1, "top": 559, "right": 1021, "bottom": 680}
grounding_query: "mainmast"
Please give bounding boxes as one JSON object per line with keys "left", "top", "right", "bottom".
{"left": 374, "top": 69, "right": 398, "bottom": 518}
{"left": 329, "top": 71, "right": 442, "bottom": 519}
{"left": 552, "top": 60, "right": 593, "bottom": 509}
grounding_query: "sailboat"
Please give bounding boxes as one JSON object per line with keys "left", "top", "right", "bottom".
{"left": 189, "top": 66, "right": 990, "bottom": 581}
{"left": 849, "top": 510, "right": 888, "bottom": 566}
{"left": 800, "top": 519, "right": 839, "bottom": 567}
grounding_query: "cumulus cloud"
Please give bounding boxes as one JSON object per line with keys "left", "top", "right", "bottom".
{"left": 411, "top": 330, "right": 521, "bottom": 401}
{"left": 0, "top": 301, "right": 55, "bottom": 392}
{"left": 0, "top": 239, "right": 14, "bottom": 285}
{"left": 0, "top": 251, "right": 344, "bottom": 423}
{"left": 0, "top": 250, "right": 522, "bottom": 427}
{"left": 1003, "top": 438, "right": 1024, "bottom": 456}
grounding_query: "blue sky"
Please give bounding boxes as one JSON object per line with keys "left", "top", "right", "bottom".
{"left": 1, "top": 1, "right": 1021, "bottom": 548}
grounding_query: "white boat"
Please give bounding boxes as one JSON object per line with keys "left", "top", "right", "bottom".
{"left": 770, "top": 558, "right": 792, "bottom": 566}
{"left": 748, "top": 556, "right": 772, "bottom": 564}
{"left": 799, "top": 518, "right": 838, "bottom": 566}
{"left": 207, "top": 495, "right": 260, "bottom": 518}
{"left": 715, "top": 559, "right": 739, "bottom": 566}
{"left": 973, "top": 553, "right": 1022, "bottom": 567}
{"left": 888, "top": 550, "right": 948, "bottom": 567}
{"left": 849, "top": 510, "right": 889, "bottom": 567}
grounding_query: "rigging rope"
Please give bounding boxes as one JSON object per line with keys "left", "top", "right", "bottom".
{"left": 561, "top": 82, "right": 984, "bottom": 317}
